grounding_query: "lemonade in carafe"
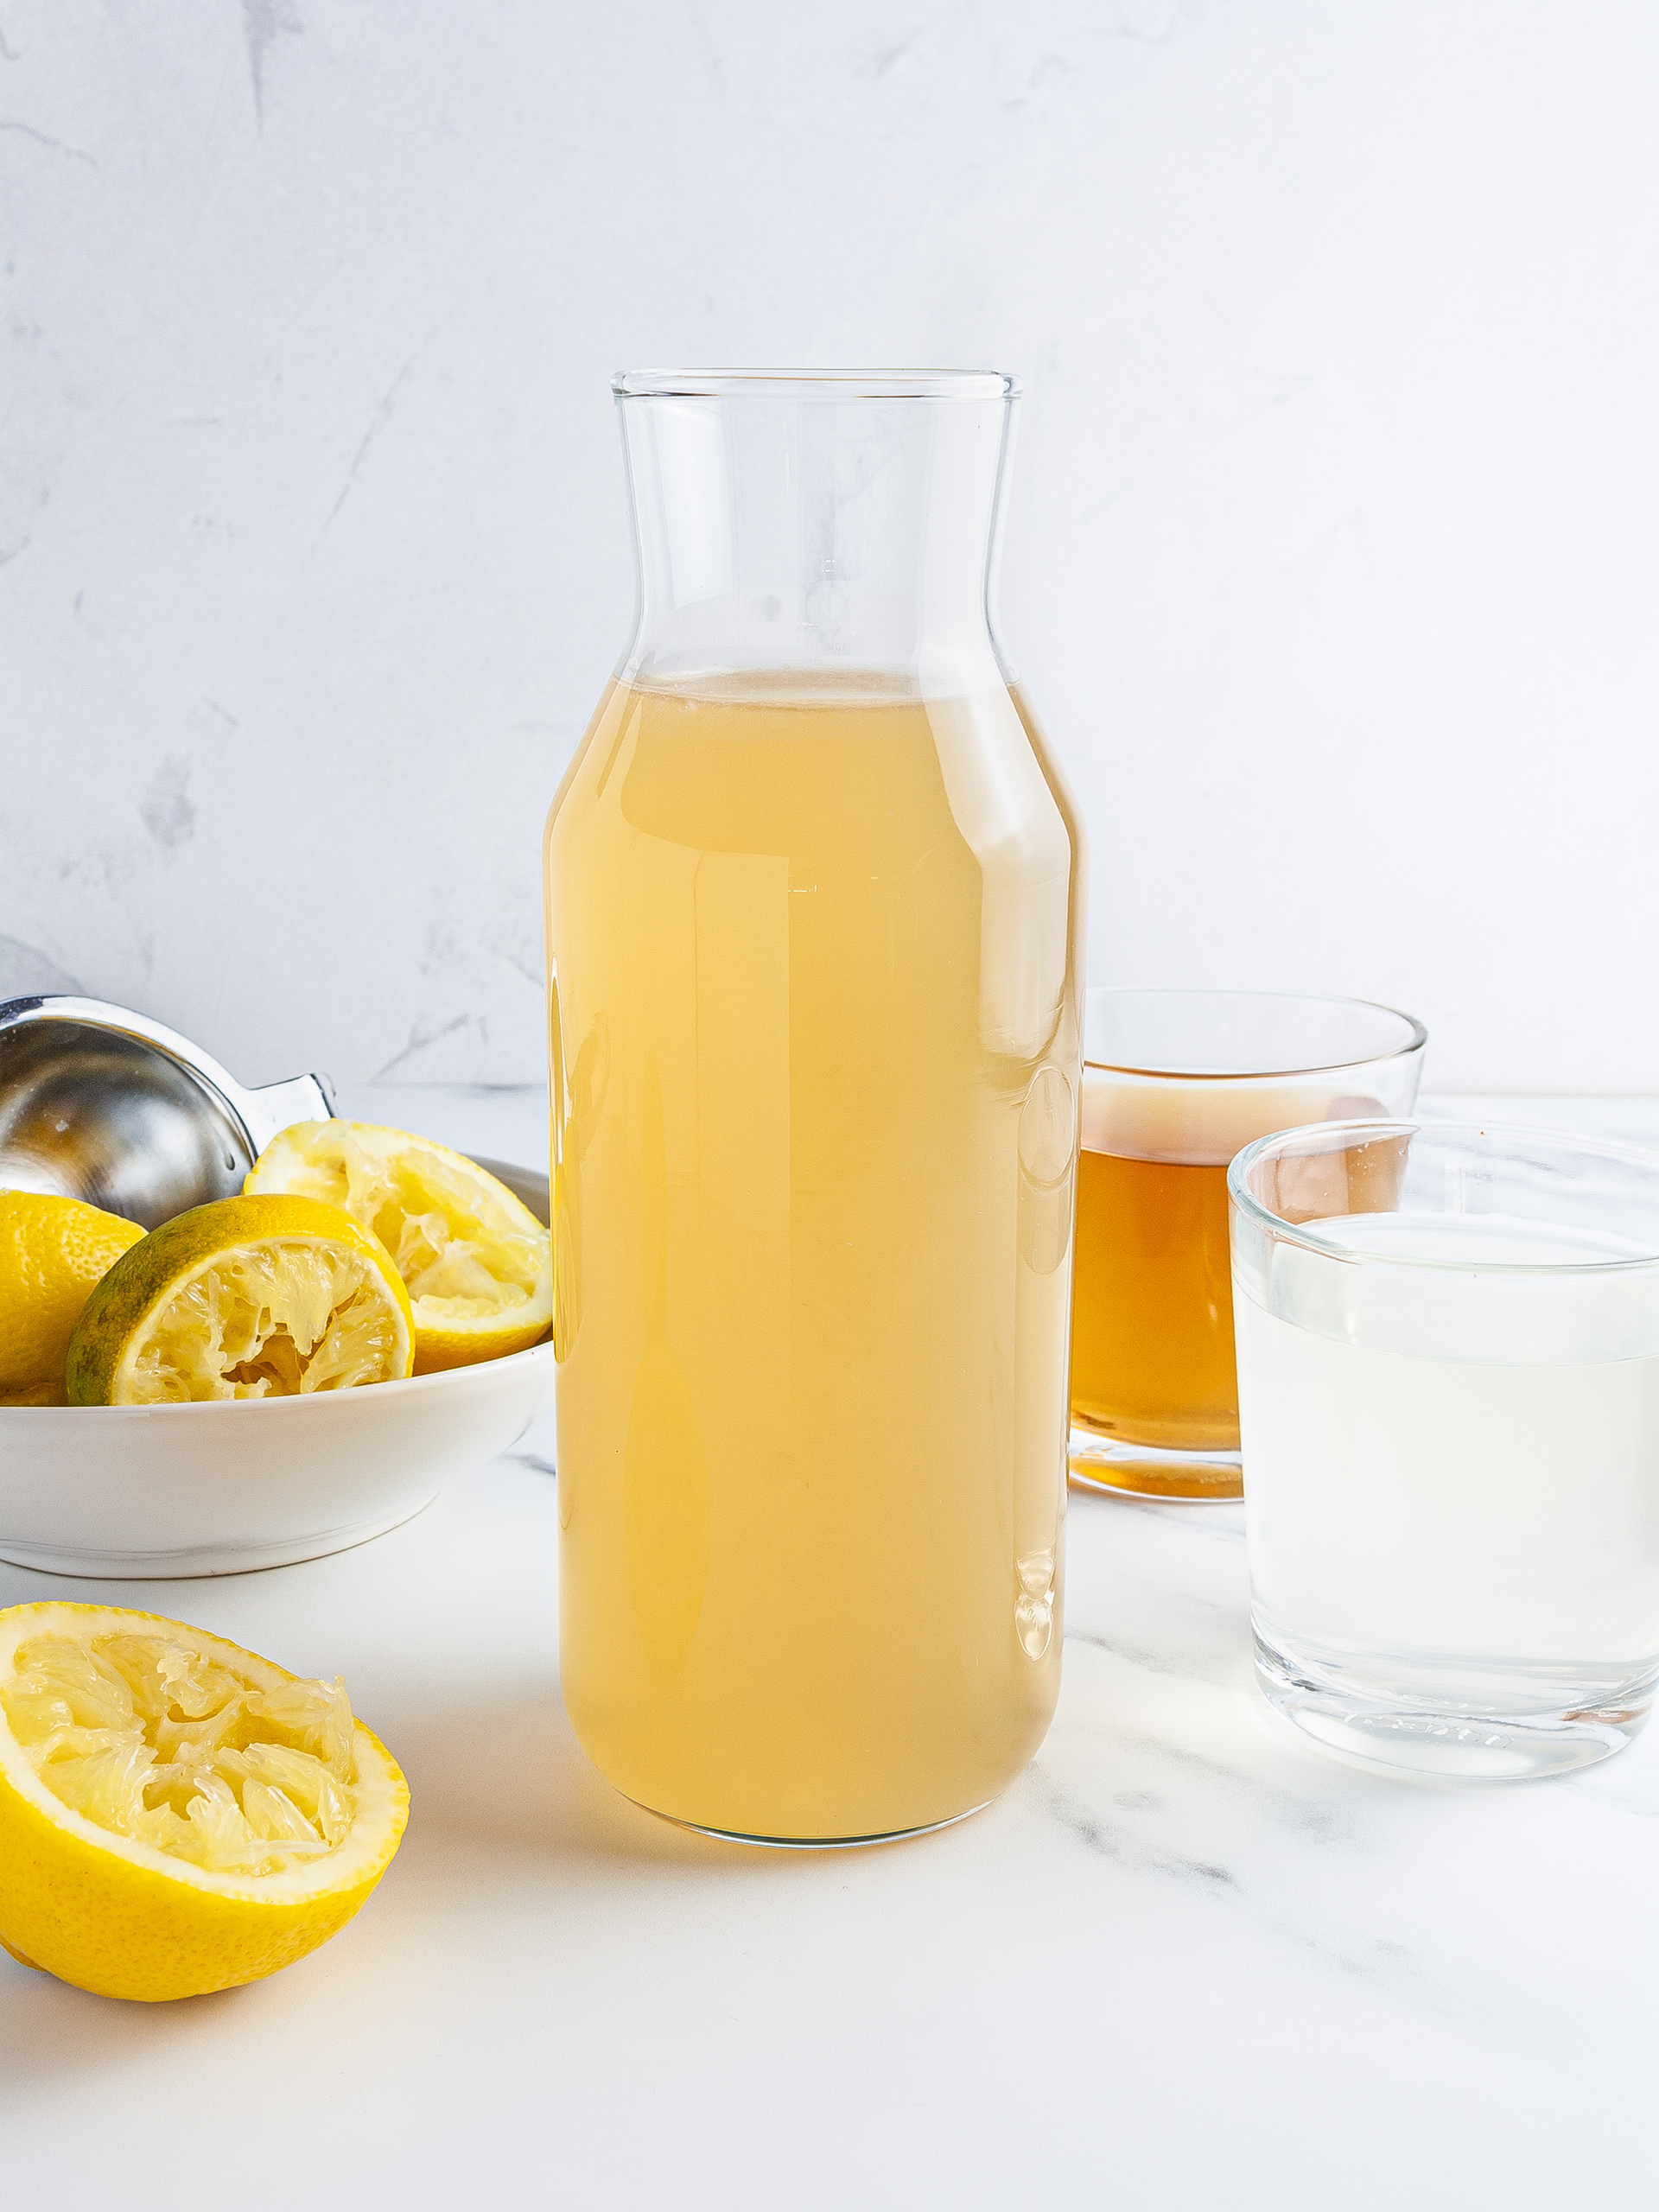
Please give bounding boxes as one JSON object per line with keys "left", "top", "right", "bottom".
{"left": 543, "top": 373, "right": 1084, "bottom": 1840}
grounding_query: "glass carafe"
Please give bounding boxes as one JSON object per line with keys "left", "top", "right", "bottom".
{"left": 543, "top": 369, "right": 1084, "bottom": 1842}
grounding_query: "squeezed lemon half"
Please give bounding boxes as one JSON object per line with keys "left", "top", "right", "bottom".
{"left": 65, "top": 1193, "right": 414, "bottom": 1406}
{"left": 0, "top": 1192, "right": 146, "bottom": 1405}
{"left": 245, "top": 1120, "right": 552, "bottom": 1372}
{"left": 0, "top": 1602, "right": 408, "bottom": 2001}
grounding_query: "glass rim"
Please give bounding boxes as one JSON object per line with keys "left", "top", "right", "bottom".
{"left": 1228, "top": 1117, "right": 1659, "bottom": 1275}
{"left": 611, "top": 367, "right": 1020, "bottom": 402}
{"left": 1082, "top": 988, "right": 1427, "bottom": 1081}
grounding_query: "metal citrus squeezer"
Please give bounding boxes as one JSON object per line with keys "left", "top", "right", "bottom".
{"left": 0, "top": 995, "right": 337, "bottom": 1229}
{"left": 0, "top": 995, "right": 548, "bottom": 1227}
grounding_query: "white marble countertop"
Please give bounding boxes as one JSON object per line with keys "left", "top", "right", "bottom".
{"left": 4, "top": 1087, "right": 1657, "bottom": 2209}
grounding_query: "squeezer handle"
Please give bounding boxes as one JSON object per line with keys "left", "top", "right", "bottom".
{"left": 240, "top": 1071, "right": 338, "bottom": 1156}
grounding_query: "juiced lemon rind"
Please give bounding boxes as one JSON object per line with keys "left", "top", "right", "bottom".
{"left": 0, "top": 1602, "right": 408, "bottom": 2002}
{"left": 65, "top": 1195, "right": 414, "bottom": 1407}
{"left": 0, "top": 1192, "right": 146, "bottom": 1402}
{"left": 245, "top": 1122, "right": 552, "bottom": 1373}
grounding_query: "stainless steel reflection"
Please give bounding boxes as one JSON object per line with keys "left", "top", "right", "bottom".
{"left": 0, "top": 996, "right": 335, "bottom": 1229}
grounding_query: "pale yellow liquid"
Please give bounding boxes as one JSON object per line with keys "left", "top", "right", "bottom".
{"left": 543, "top": 673, "right": 1083, "bottom": 1839}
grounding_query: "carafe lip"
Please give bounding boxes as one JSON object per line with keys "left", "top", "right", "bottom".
{"left": 613, "top": 367, "right": 1020, "bottom": 402}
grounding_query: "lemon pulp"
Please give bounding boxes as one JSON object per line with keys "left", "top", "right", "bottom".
{"left": 66, "top": 1195, "right": 416, "bottom": 1407}
{"left": 125, "top": 1238, "right": 405, "bottom": 1402}
{"left": 0, "top": 1603, "right": 410, "bottom": 2002}
{"left": 4, "top": 1630, "right": 357, "bottom": 1878}
{"left": 245, "top": 1121, "right": 552, "bottom": 1370}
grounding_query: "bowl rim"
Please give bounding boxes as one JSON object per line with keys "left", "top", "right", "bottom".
{"left": 0, "top": 1338, "right": 556, "bottom": 1421}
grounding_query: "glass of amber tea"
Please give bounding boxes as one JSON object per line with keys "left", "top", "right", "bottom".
{"left": 1069, "top": 990, "right": 1426, "bottom": 1501}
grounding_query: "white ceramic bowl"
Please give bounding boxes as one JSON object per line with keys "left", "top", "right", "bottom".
{"left": 0, "top": 1344, "right": 557, "bottom": 1578}
{"left": 0, "top": 1153, "right": 557, "bottom": 1579}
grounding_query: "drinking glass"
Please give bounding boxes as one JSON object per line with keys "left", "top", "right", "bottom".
{"left": 1069, "top": 991, "right": 1426, "bottom": 1500}
{"left": 1230, "top": 1121, "right": 1659, "bottom": 1778}
{"left": 543, "top": 372, "right": 1084, "bottom": 1843}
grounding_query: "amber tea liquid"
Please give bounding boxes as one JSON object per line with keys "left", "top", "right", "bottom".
{"left": 1067, "top": 1064, "right": 1394, "bottom": 1500}
{"left": 1070, "top": 1147, "right": 1239, "bottom": 1462}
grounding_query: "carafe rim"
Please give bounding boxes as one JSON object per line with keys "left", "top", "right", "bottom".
{"left": 612, "top": 367, "right": 1020, "bottom": 402}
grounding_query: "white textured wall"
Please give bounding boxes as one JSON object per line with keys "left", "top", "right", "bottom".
{"left": 3, "top": 2, "right": 1656, "bottom": 1092}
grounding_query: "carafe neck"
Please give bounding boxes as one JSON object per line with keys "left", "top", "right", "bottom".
{"left": 612, "top": 369, "right": 1020, "bottom": 696}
